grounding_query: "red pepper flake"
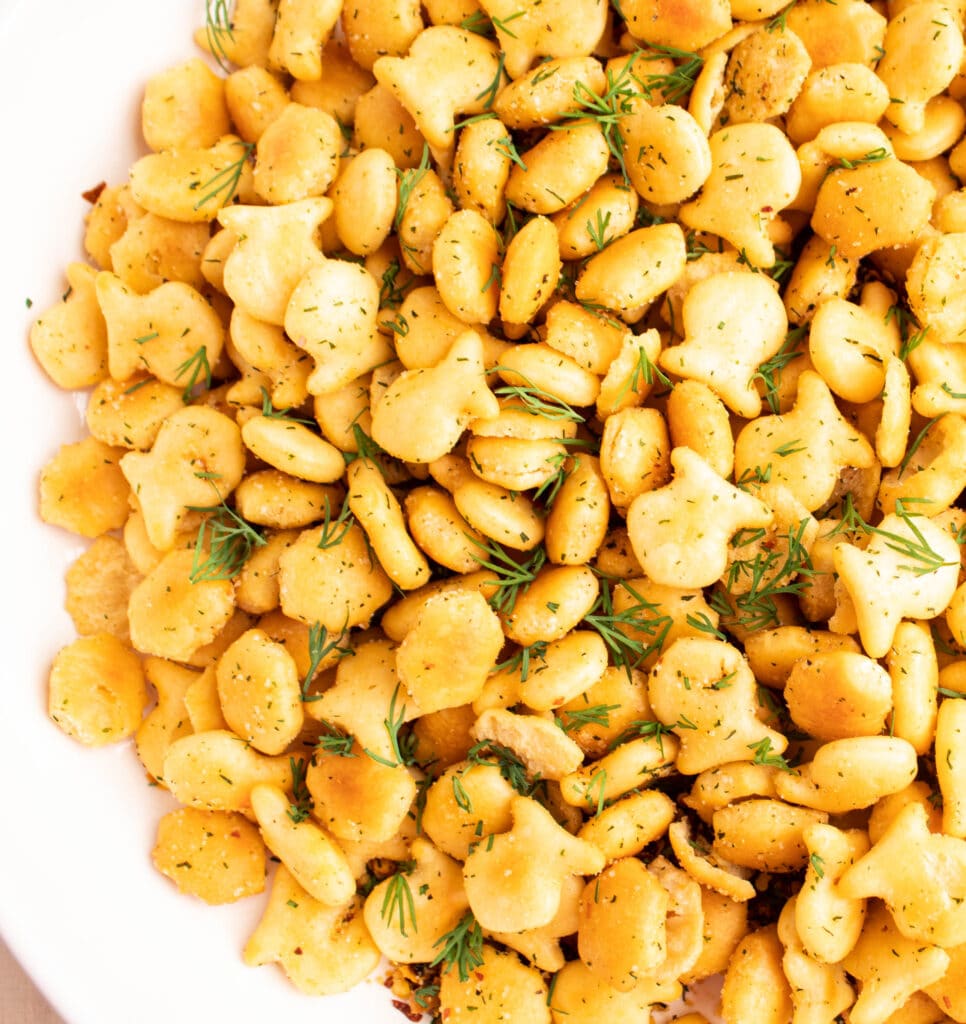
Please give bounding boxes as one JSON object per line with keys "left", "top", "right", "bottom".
{"left": 391, "top": 999, "right": 423, "bottom": 1022}
{"left": 293, "top": 947, "right": 303, "bottom": 956}
{"left": 760, "top": 205, "right": 773, "bottom": 213}
{"left": 82, "top": 181, "right": 106, "bottom": 204}
{"left": 230, "top": 830, "right": 241, "bottom": 838}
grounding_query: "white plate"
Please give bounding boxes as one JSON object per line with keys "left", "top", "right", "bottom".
{"left": 0, "top": 2, "right": 397, "bottom": 1021}
{"left": 0, "top": 4, "right": 721, "bottom": 1022}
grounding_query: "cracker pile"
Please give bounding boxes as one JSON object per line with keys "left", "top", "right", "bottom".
{"left": 30, "top": 1, "right": 966, "bottom": 1021}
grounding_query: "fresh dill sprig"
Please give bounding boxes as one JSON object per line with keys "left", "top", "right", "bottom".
{"left": 431, "top": 911, "right": 485, "bottom": 982}
{"left": 773, "top": 439, "right": 807, "bottom": 457}
{"left": 381, "top": 867, "right": 418, "bottom": 937}
{"left": 900, "top": 324, "right": 929, "bottom": 361}
{"left": 752, "top": 326, "right": 806, "bottom": 414}
{"left": 532, "top": 452, "right": 571, "bottom": 510}
{"left": 459, "top": 9, "right": 495, "bottom": 35}
{"left": 735, "top": 463, "right": 773, "bottom": 490}
{"left": 709, "top": 670, "right": 737, "bottom": 690}
{"left": 555, "top": 703, "right": 621, "bottom": 733}
{"left": 378, "top": 257, "right": 414, "bottom": 309}
{"left": 492, "top": 370, "right": 585, "bottom": 423}
{"left": 452, "top": 112, "right": 499, "bottom": 132}
{"left": 414, "top": 985, "right": 441, "bottom": 1010}
{"left": 731, "top": 527, "right": 768, "bottom": 549}
{"left": 685, "top": 612, "right": 727, "bottom": 641}
{"left": 586, "top": 209, "right": 613, "bottom": 251}
{"left": 286, "top": 756, "right": 314, "bottom": 823}
{"left": 747, "top": 737, "right": 796, "bottom": 773}
{"left": 530, "top": 60, "right": 558, "bottom": 87}
{"left": 558, "top": 434, "right": 602, "bottom": 454}
{"left": 607, "top": 717, "right": 679, "bottom": 756}
{"left": 451, "top": 772, "right": 474, "bottom": 812}
{"left": 825, "top": 493, "right": 872, "bottom": 538}
{"left": 886, "top": 304, "right": 929, "bottom": 361}
{"left": 411, "top": 774, "right": 433, "bottom": 835}
{"left": 380, "top": 311, "right": 409, "bottom": 338}
{"left": 349, "top": 421, "right": 389, "bottom": 463}
{"left": 766, "top": 248, "right": 795, "bottom": 284}
{"left": 494, "top": 133, "right": 527, "bottom": 170}
{"left": 708, "top": 589, "right": 735, "bottom": 621}
{"left": 723, "top": 518, "right": 815, "bottom": 631}
{"left": 465, "top": 739, "right": 537, "bottom": 797}
{"left": 875, "top": 499, "right": 960, "bottom": 577}
{"left": 897, "top": 414, "right": 944, "bottom": 479}
{"left": 317, "top": 493, "right": 354, "bottom": 550}
{"left": 191, "top": 140, "right": 254, "bottom": 211}
{"left": 612, "top": 343, "right": 673, "bottom": 407}
{"left": 769, "top": 0, "right": 844, "bottom": 33}
{"left": 258, "top": 387, "right": 314, "bottom": 424}
{"left": 466, "top": 536, "right": 546, "bottom": 614}
{"left": 364, "top": 684, "right": 417, "bottom": 768}
{"left": 500, "top": 200, "right": 526, "bottom": 250}
{"left": 204, "top": 0, "right": 235, "bottom": 73}
{"left": 582, "top": 577, "right": 673, "bottom": 672}
{"left": 636, "top": 205, "right": 668, "bottom": 228}
{"left": 557, "top": 60, "right": 641, "bottom": 182}
{"left": 755, "top": 682, "right": 783, "bottom": 724}
{"left": 300, "top": 622, "right": 352, "bottom": 701}
{"left": 123, "top": 377, "right": 154, "bottom": 396}
{"left": 631, "top": 343, "right": 673, "bottom": 391}
{"left": 480, "top": 262, "right": 502, "bottom": 295}
{"left": 586, "top": 767, "right": 608, "bottom": 814}
{"left": 491, "top": 10, "right": 525, "bottom": 37}
{"left": 476, "top": 51, "right": 508, "bottom": 109}
{"left": 492, "top": 640, "right": 550, "bottom": 681}
{"left": 639, "top": 45, "right": 705, "bottom": 104}
{"left": 315, "top": 719, "right": 356, "bottom": 758}
{"left": 767, "top": 1, "right": 798, "bottom": 31}
{"left": 831, "top": 147, "right": 890, "bottom": 171}
{"left": 175, "top": 345, "right": 212, "bottom": 403}
{"left": 394, "top": 144, "right": 431, "bottom": 232}
{"left": 187, "top": 500, "right": 265, "bottom": 582}
{"left": 685, "top": 230, "right": 723, "bottom": 263}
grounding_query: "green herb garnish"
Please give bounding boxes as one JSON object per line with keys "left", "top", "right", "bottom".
{"left": 187, "top": 500, "right": 265, "bottom": 582}
{"left": 381, "top": 867, "right": 418, "bottom": 937}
